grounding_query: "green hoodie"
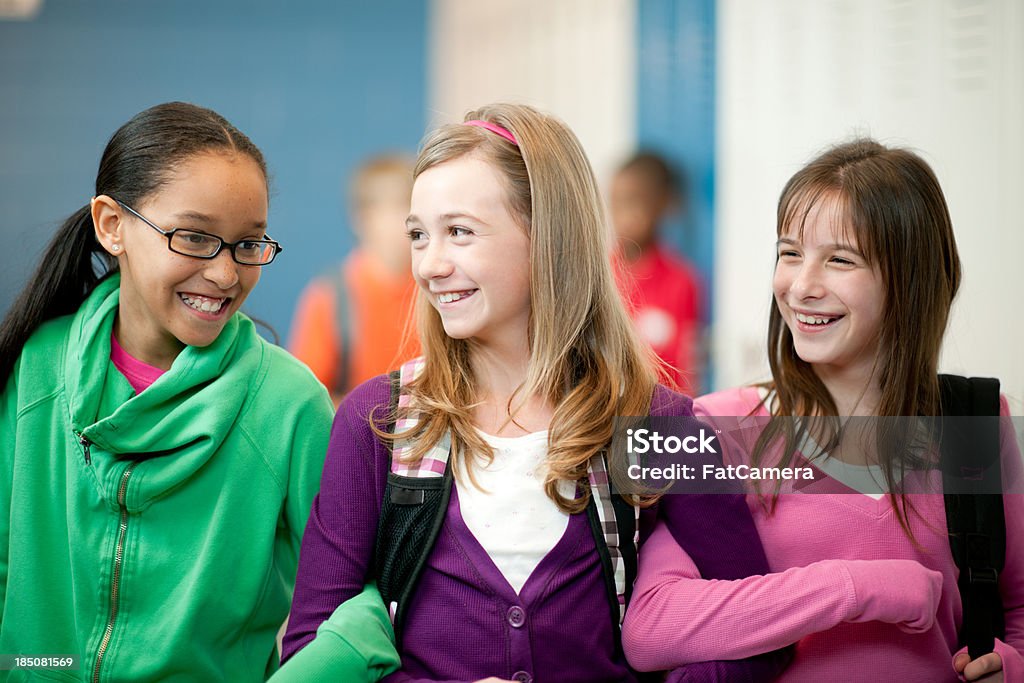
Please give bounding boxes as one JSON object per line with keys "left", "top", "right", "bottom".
{"left": 0, "top": 274, "right": 335, "bottom": 681}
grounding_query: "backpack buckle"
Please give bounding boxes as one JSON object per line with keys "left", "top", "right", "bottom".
{"left": 967, "top": 567, "right": 999, "bottom": 586}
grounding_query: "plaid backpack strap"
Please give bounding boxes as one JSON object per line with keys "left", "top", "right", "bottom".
{"left": 375, "top": 357, "right": 454, "bottom": 645}
{"left": 391, "top": 357, "right": 451, "bottom": 477}
{"left": 587, "top": 450, "right": 640, "bottom": 626}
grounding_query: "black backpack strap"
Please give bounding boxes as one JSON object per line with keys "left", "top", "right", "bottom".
{"left": 939, "top": 374, "right": 1005, "bottom": 659}
{"left": 377, "top": 469, "right": 452, "bottom": 647}
{"left": 376, "top": 360, "right": 642, "bottom": 654}
{"left": 328, "top": 268, "right": 353, "bottom": 395}
{"left": 373, "top": 363, "right": 453, "bottom": 648}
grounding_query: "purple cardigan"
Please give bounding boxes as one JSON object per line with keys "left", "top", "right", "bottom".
{"left": 283, "top": 375, "right": 783, "bottom": 682}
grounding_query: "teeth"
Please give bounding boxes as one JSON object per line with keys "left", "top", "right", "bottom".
{"left": 438, "top": 291, "right": 472, "bottom": 304}
{"left": 180, "top": 293, "right": 226, "bottom": 313}
{"left": 796, "top": 312, "right": 836, "bottom": 325}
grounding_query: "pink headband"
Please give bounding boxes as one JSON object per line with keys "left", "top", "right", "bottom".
{"left": 463, "top": 119, "right": 518, "bottom": 146}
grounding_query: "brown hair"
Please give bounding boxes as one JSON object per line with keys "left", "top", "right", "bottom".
{"left": 754, "top": 138, "right": 961, "bottom": 527}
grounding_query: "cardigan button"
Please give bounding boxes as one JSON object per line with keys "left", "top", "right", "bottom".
{"left": 512, "top": 672, "right": 532, "bottom": 683}
{"left": 507, "top": 605, "right": 526, "bottom": 628}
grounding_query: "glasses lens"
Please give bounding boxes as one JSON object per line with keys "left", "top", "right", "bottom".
{"left": 234, "top": 240, "right": 278, "bottom": 265}
{"left": 171, "top": 231, "right": 222, "bottom": 257}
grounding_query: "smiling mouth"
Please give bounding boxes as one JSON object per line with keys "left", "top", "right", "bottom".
{"left": 179, "top": 292, "right": 230, "bottom": 315}
{"left": 436, "top": 289, "right": 477, "bottom": 305}
{"left": 795, "top": 311, "right": 843, "bottom": 326}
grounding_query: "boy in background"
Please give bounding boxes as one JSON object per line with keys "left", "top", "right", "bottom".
{"left": 289, "top": 154, "right": 419, "bottom": 404}
{"left": 610, "top": 151, "right": 706, "bottom": 393}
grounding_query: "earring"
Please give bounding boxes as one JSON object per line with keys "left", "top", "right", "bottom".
{"left": 111, "top": 244, "right": 121, "bottom": 252}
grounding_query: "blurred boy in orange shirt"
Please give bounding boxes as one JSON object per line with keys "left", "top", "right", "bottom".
{"left": 289, "top": 155, "right": 419, "bottom": 405}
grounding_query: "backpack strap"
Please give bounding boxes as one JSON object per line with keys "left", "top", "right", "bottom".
{"left": 374, "top": 359, "right": 452, "bottom": 647}
{"left": 375, "top": 357, "right": 640, "bottom": 651}
{"left": 587, "top": 449, "right": 641, "bottom": 630}
{"left": 327, "top": 267, "right": 353, "bottom": 395}
{"left": 939, "top": 374, "right": 1005, "bottom": 659}
{"left": 391, "top": 358, "right": 451, "bottom": 477}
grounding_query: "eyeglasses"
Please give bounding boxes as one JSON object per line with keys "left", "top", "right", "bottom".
{"left": 115, "top": 200, "right": 283, "bottom": 266}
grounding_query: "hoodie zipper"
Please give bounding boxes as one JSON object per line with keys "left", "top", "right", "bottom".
{"left": 76, "top": 431, "right": 92, "bottom": 464}
{"left": 91, "top": 462, "right": 138, "bottom": 683}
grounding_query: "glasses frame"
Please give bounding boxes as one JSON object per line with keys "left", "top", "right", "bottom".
{"left": 114, "top": 199, "right": 283, "bottom": 266}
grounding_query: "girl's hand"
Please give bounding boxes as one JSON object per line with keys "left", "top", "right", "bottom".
{"left": 953, "top": 651, "right": 1003, "bottom": 681}
{"left": 843, "top": 559, "right": 943, "bottom": 632}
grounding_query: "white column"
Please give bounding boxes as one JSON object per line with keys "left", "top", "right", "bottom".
{"left": 716, "top": 0, "right": 1023, "bottom": 403}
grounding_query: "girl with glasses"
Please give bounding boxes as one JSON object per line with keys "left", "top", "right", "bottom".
{"left": 0, "top": 102, "right": 397, "bottom": 681}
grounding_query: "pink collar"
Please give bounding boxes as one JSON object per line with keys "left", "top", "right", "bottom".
{"left": 110, "top": 333, "right": 166, "bottom": 394}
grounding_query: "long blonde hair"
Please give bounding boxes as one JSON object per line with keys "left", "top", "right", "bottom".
{"left": 385, "top": 103, "right": 657, "bottom": 513}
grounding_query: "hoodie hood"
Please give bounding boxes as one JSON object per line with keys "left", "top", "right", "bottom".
{"left": 66, "top": 273, "right": 262, "bottom": 510}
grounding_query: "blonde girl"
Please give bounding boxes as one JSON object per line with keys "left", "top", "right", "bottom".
{"left": 281, "top": 104, "right": 778, "bottom": 682}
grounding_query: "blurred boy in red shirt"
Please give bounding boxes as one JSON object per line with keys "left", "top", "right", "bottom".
{"left": 610, "top": 151, "right": 705, "bottom": 393}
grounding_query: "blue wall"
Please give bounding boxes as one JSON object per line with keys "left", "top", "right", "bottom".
{"left": 636, "top": 0, "right": 717, "bottom": 388}
{"left": 0, "top": 0, "right": 427, "bottom": 341}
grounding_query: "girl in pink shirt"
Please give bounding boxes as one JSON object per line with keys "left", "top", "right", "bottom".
{"left": 622, "top": 139, "right": 1023, "bottom": 682}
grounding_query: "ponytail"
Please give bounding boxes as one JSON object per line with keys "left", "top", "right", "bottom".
{"left": 0, "top": 205, "right": 117, "bottom": 386}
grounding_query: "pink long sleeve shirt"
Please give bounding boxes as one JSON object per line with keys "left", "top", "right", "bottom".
{"left": 623, "top": 386, "right": 1024, "bottom": 682}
